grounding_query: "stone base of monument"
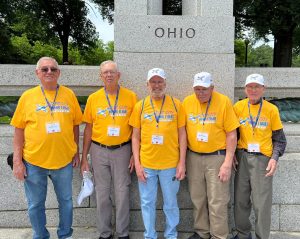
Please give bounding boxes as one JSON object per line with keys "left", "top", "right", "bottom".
{"left": 0, "top": 124, "right": 299, "bottom": 235}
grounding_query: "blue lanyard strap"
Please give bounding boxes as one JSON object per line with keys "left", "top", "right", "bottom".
{"left": 200, "top": 97, "right": 211, "bottom": 126}
{"left": 248, "top": 99, "right": 263, "bottom": 133}
{"left": 105, "top": 85, "right": 120, "bottom": 120}
{"left": 41, "top": 84, "right": 59, "bottom": 116}
{"left": 150, "top": 95, "right": 166, "bottom": 127}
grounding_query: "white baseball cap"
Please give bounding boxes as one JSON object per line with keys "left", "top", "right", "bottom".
{"left": 245, "top": 73, "right": 265, "bottom": 86}
{"left": 147, "top": 68, "right": 166, "bottom": 82}
{"left": 193, "top": 72, "right": 213, "bottom": 88}
{"left": 77, "top": 171, "right": 94, "bottom": 206}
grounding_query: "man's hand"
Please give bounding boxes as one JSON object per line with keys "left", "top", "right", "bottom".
{"left": 176, "top": 162, "right": 186, "bottom": 181}
{"left": 80, "top": 156, "right": 90, "bottom": 175}
{"left": 128, "top": 155, "right": 135, "bottom": 173}
{"left": 265, "top": 158, "right": 277, "bottom": 177}
{"left": 72, "top": 153, "right": 80, "bottom": 168}
{"left": 135, "top": 164, "right": 147, "bottom": 183}
{"left": 218, "top": 161, "right": 232, "bottom": 182}
{"left": 13, "top": 161, "right": 27, "bottom": 181}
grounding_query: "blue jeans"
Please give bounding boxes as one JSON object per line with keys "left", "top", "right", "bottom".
{"left": 138, "top": 167, "right": 180, "bottom": 239}
{"left": 24, "top": 161, "right": 73, "bottom": 239}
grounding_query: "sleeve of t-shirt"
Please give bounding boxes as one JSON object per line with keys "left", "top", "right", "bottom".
{"left": 176, "top": 100, "right": 186, "bottom": 128}
{"left": 129, "top": 100, "right": 142, "bottom": 129}
{"left": 82, "top": 95, "right": 93, "bottom": 124}
{"left": 224, "top": 97, "right": 240, "bottom": 132}
{"left": 72, "top": 92, "right": 83, "bottom": 125}
{"left": 10, "top": 93, "right": 26, "bottom": 129}
{"left": 271, "top": 105, "right": 283, "bottom": 131}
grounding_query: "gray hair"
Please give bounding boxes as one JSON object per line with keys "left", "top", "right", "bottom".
{"left": 99, "top": 60, "right": 119, "bottom": 73}
{"left": 36, "top": 57, "right": 59, "bottom": 69}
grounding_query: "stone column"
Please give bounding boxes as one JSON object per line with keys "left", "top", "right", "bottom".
{"left": 114, "top": 0, "right": 235, "bottom": 100}
{"left": 147, "top": 0, "right": 163, "bottom": 15}
{"left": 182, "top": 0, "right": 199, "bottom": 16}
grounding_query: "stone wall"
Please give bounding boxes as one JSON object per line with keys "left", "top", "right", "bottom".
{"left": 0, "top": 64, "right": 299, "bottom": 234}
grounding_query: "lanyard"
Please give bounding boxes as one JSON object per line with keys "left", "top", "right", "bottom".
{"left": 248, "top": 99, "right": 263, "bottom": 135}
{"left": 150, "top": 95, "right": 166, "bottom": 128}
{"left": 199, "top": 97, "right": 211, "bottom": 126}
{"left": 41, "top": 85, "right": 59, "bottom": 116}
{"left": 105, "top": 85, "right": 120, "bottom": 120}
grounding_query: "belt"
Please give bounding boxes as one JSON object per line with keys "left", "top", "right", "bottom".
{"left": 241, "top": 148, "right": 263, "bottom": 156}
{"left": 188, "top": 149, "right": 226, "bottom": 156}
{"left": 92, "top": 140, "right": 131, "bottom": 150}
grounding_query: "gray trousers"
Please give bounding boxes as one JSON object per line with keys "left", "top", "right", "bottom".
{"left": 90, "top": 142, "right": 131, "bottom": 238}
{"left": 234, "top": 149, "right": 273, "bottom": 239}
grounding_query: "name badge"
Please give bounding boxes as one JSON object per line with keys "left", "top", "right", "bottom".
{"left": 107, "top": 126, "right": 120, "bottom": 136}
{"left": 197, "top": 132, "right": 208, "bottom": 142}
{"left": 152, "top": 135, "right": 164, "bottom": 145}
{"left": 46, "top": 122, "right": 61, "bottom": 134}
{"left": 248, "top": 143, "right": 260, "bottom": 152}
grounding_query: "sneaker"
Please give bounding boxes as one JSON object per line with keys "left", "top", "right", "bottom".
{"left": 99, "top": 236, "right": 112, "bottom": 239}
{"left": 231, "top": 234, "right": 252, "bottom": 239}
{"left": 187, "top": 232, "right": 203, "bottom": 239}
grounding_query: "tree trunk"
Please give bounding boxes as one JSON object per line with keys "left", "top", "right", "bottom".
{"left": 273, "top": 30, "right": 293, "bottom": 67}
{"left": 62, "top": 35, "right": 69, "bottom": 64}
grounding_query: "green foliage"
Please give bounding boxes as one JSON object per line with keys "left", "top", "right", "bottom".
{"left": 0, "top": 116, "right": 11, "bottom": 124}
{"left": 234, "top": 39, "right": 246, "bottom": 67}
{"left": 248, "top": 44, "right": 273, "bottom": 67}
{"left": 234, "top": 0, "right": 300, "bottom": 66}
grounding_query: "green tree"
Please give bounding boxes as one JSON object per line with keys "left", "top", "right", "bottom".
{"left": 235, "top": 39, "right": 246, "bottom": 67}
{"left": 0, "top": 0, "right": 98, "bottom": 63}
{"left": 234, "top": 0, "right": 300, "bottom": 67}
{"left": 248, "top": 44, "right": 273, "bottom": 67}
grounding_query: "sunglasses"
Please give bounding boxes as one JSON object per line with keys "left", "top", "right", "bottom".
{"left": 40, "top": 67, "right": 59, "bottom": 73}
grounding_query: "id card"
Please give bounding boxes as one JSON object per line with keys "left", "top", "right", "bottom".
{"left": 197, "top": 132, "right": 208, "bottom": 142}
{"left": 248, "top": 143, "right": 260, "bottom": 152}
{"left": 107, "top": 126, "right": 120, "bottom": 136}
{"left": 152, "top": 135, "right": 164, "bottom": 145}
{"left": 46, "top": 122, "right": 61, "bottom": 134}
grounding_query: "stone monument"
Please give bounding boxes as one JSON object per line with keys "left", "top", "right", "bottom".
{"left": 114, "top": 0, "right": 235, "bottom": 100}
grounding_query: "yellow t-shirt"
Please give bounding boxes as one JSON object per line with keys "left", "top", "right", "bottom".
{"left": 183, "top": 91, "right": 239, "bottom": 153}
{"left": 10, "top": 85, "right": 82, "bottom": 169}
{"left": 83, "top": 86, "right": 137, "bottom": 145}
{"left": 234, "top": 98, "right": 283, "bottom": 157}
{"left": 129, "top": 95, "right": 186, "bottom": 170}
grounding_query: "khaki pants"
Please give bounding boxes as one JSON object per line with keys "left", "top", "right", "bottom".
{"left": 186, "top": 150, "right": 230, "bottom": 239}
{"left": 90, "top": 142, "right": 131, "bottom": 238}
{"left": 234, "top": 149, "right": 273, "bottom": 239}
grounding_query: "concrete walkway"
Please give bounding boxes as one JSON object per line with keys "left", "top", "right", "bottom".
{"left": 0, "top": 228, "right": 299, "bottom": 239}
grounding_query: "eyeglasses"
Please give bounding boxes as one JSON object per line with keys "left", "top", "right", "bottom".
{"left": 101, "top": 70, "right": 118, "bottom": 76}
{"left": 40, "top": 67, "right": 59, "bottom": 73}
{"left": 246, "top": 85, "right": 264, "bottom": 90}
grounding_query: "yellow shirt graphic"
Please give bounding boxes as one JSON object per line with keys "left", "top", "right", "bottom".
{"left": 11, "top": 85, "right": 82, "bottom": 169}
{"left": 234, "top": 99, "right": 283, "bottom": 157}
{"left": 183, "top": 91, "right": 239, "bottom": 153}
{"left": 129, "top": 95, "right": 186, "bottom": 170}
{"left": 83, "top": 86, "right": 137, "bottom": 145}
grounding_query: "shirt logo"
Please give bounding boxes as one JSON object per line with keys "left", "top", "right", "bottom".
{"left": 143, "top": 113, "right": 153, "bottom": 121}
{"left": 97, "top": 108, "right": 107, "bottom": 116}
{"left": 36, "top": 104, "right": 48, "bottom": 112}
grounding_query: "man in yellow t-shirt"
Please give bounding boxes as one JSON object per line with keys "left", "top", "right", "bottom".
{"left": 183, "top": 72, "right": 239, "bottom": 239}
{"left": 11, "top": 57, "right": 82, "bottom": 239}
{"left": 232, "top": 74, "right": 287, "bottom": 239}
{"left": 80, "top": 60, "right": 137, "bottom": 239}
{"left": 129, "top": 68, "right": 187, "bottom": 239}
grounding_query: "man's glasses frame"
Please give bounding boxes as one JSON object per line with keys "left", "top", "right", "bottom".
{"left": 39, "top": 67, "right": 59, "bottom": 73}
